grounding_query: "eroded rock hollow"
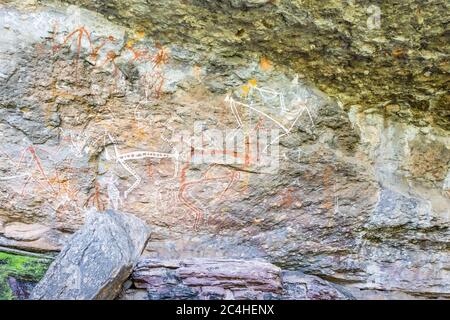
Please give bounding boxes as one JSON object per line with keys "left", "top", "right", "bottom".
{"left": 0, "top": 0, "right": 448, "bottom": 299}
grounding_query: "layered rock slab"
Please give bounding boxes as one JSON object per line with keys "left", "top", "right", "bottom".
{"left": 120, "top": 258, "right": 353, "bottom": 300}
{"left": 30, "top": 209, "right": 150, "bottom": 300}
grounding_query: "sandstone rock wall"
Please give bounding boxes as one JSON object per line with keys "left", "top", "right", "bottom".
{"left": 0, "top": 1, "right": 448, "bottom": 299}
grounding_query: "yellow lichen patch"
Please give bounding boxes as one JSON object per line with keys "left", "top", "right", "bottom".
{"left": 126, "top": 31, "right": 146, "bottom": 48}
{"left": 241, "top": 84, "right": 250, "bottom": 97}
{"left": 259, "top": 57, "right": 273, "bottom": 71}
{"left": 125, "top": 40, "right": 135, "bottom": 48}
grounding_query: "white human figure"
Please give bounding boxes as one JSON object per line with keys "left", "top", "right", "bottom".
{"left": 106, "top": 172, "right": 122, "bottom": 210}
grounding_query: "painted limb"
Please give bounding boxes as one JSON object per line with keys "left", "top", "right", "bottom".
{"left": 20, "top": 174, "right": 33, "bottom": 196}
{"left": 29, "top": 147, "right": 57, "bottom": 194}
{"left": 224, "top": 95, "right": 248, "bottom": 141}
{"left": 179, "top": 170, "right": 238, "bottom": 229}
{"left": 255, "top": 86, "right": 279, "bottom": 101}
{"left": 133, "top": 103, "right": 149, "bottom": 129}
{"left": 216, "top": 170, "right": 239, "bottom": 202}
{"left": 234, "top": 100, "right": 290, "bottom": 133}
{"left": 304, "top": 104, "right": 315, "bottom": 127}
{"left": 106, "top": 133, "right": 140, "bottom": 198}
{"left": 107, "top": 177, "right": 122, "bottom": 210}
{"left": 263, "top": 107, "right": 305, "bottom": 153}
{"left": 13, "top": 145, "right": 57, "bottom": 195}
{"left": 119, "top": 159, "right": 141, "bottom": 199}
{"left": 172, "top": 150, "right": 180, "bottom": 178}
{"left": 178, "top": 182, "right": 203, "bottom": 229}
{"left": 279, "top": 93, "right": 286, "bottom": 113}
{"left": 15, "top": 147, "right": 28, "bottom": 170}
{"left": 225, "top": 95, "right": 243, "bottom": 128}
{"left": 104, "top": 137, "right": 111, "bottom": 161}
{"left": 231, "top": 99, "right": 243, "bottom": 127}
{"left": 334, "top": 197, "right": 340, "bottom": 215}
{"left": 63, "top": 29, "right": 79, "bottom": 45}
{"left": 69, "top": 134, "right": 85, "bottom": 158}
{"left": 290, "top": 97, "right": 315, "bottom": 127}
{"left": 107, "top": 133, "right": 120, "bottom": 159}
{"left": 254, "top": 86, "right": 287, "bottom": 112}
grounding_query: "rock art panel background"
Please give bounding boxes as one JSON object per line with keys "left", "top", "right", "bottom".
{"left": 0, "top": 1, "right": 448, "bottom": 299}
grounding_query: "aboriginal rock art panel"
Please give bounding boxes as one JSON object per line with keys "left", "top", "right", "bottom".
{"left": 0, "top": 17, "right": 334, "bottom": 231}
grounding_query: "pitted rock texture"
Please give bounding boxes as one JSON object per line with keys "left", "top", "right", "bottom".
{"left": 60, "top": 0, "right": 450, "bottom": 129}
{"left": 30, "top": 209, "right": 150, "bottom": 300}
{"left": 0, "top": 1, "right": 448, "bottom": 300}
{"left": 119, "top": 258, "right": 353, "bottom": 300}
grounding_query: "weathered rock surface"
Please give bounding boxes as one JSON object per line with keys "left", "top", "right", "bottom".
{"left": 119, "top": 258, "right": 353, "bottom": 300}
{"left": 0, "top": 1, "right": 448, "bottom": 300}
{"left": 7, "top": 276, "right": 35, "bottom": 300}
{"left": 61, "top": 0, "right": 450, "bottom": 129}
{"left": 30, "top": 209, "right": 150, "bottom": 300}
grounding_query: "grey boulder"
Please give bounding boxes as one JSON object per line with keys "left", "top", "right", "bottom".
{"left": 30, "top": 209, "right": 150, "bottom": 300}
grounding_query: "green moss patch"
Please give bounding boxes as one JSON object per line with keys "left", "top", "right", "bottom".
{"left": 0, "top": 251, "right": 52, "bottom": 300}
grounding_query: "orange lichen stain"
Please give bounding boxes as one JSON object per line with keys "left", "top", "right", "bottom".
{"left": 241, "top": 79, "right": 257, "bottom": 96}
{"left": 135, "top": 31, "right": 146, "bottom": 40}
{"left": 124, "top": 31, "right": 145, "bottom": 49}
{"left": 259, "top": 57, "right": 273, "bottom": 71}
{"left": 248, "top": 79, "right": 257, "bottom": 87}
{"left": 392, "top": 48, "right": 408, "bottom": 59}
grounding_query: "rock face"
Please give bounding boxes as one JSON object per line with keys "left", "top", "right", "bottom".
{"left": 0, "top": 1, "right": 448, "bottom": 299}
{"left": 61, "top": 0, "right": 450, "bottom": 130}
{"left": 120, "top": 258, "right": 353, "bottom": 300}
{"left": 30, "top": 209, "right": 150, "bottom": 300}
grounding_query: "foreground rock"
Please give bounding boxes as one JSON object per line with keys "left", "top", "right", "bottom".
{"left": 30, "top": 210, "right": 150, "bottom": 300}
{"left": 119, "top": 258, "right": 353, "bottom": 300}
